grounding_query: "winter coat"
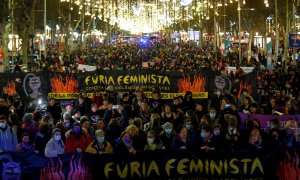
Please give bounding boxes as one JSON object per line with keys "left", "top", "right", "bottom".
{"left": 85, "top": 140, "right": 113, "bottom": 154}
{"left": 0, "top": 125, "right": 18, "bottom": 151}
{"left": 65, "top": 128, "right": 92, "bottom": 153}
{"left": 44, "top": 138, "right": 65, "bottom": 158}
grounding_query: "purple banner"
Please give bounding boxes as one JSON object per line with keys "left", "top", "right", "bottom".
{"left": 239, "top": 113, "right": 300, "bottom": 129}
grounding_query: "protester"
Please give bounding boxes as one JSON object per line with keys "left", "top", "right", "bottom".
{"left": 80, "top": 116, "right": 95, "bottom": 140}
{"left": 0, "top": 40, "right": 299, "bottom": 167}
{"left": 115, "top": 131, "right": 137, "bottom": 156}
{"left": 86, "top": 130, "right": 113, "bottom": 154}
{"left": 21, "top": 113, "right": 38, "bottom": 140}
{"left": 44, "top": 128, "right": 65, "bottom": 158}
{"left": 65, "top": 122, "right": 92, "bottom": 153}
{"left": 16, "top": 133, "right": 34, "bottom": 152}
{"left": 144, "top": 130, "right": 165, "bottom": 151}
{"left": 171, "top": 125, "right": 194, "bottom": 150}
{"left": 34, "top": 122, "right": 51, "bottom": 155}
{"left": 198, "top": 124, "right": 215, "bottom": 152}
{"left": 47, "top": 98, "right": 62, "bottom": 123}
{"left": 159, "top": 122, "right": 176, "bottom": 150}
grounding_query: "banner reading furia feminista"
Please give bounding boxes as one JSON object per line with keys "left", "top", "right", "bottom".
{"left": 0, "top": 68, "right": 257, "bottom": 100}
{"left": 0, "top": 149, "right": 290, "bottom": 180}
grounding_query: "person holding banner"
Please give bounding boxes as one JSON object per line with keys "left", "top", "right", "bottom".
{"left": 65, "top": 122, "right": 92, "bottom": 153}
{"left": 198, "top": 124, "right": 215, "bottom": 153}
{"left": 144, "top": 130, "right": 165, "bottom": 151}
{"left": 115, "top": 131, "right": 137, "bottom": 156}
{"left": 86, "top": 130, "right": 113, "bottom": 154}
{"left": 171, "top": 125, "right": 194, "bottom": 150}
{"left": 44, "top": 128, "right": 65, "bottom": 158}
{"left": 125, "top": 125, "right": 147, "bottom": 152}
{"left": 159, "top": 122, "right": 176, "bottom": 150}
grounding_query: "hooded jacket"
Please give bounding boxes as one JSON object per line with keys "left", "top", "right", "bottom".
{"left": 44, "top": 138, "right": 65, "bottom": 157}
{"left": 65, "top": 128, "right": 92, "bottom": 153}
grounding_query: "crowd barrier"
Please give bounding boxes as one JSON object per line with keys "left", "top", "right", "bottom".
{"left": 0, "top": 147, "right": 297, "bottom": 180}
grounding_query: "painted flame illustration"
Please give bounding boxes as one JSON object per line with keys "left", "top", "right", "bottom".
{"left": 237, "top": 82, "right": 252, "bottom": 99}
{"left": 177, "top": 74, "right": 206, "bottom": 93}
{"left": 276, "top": 152, "right": 300, "bottom": 180}
{"left": 67, "top": 153, "right": 92, "bottom": 180}
{"left": 4, "top": 81, "right": 16, "bottom": 96}
{"left": 40, "top": 158, "right": 65, "bottom": 180}
{"left": 51, "top": 75, "right": 78, "bottom": 93}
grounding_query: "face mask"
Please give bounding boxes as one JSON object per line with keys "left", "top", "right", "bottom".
{"left": 200, "top": 132, "right": 206, "bottom": 138}
{"left": 97, "top": 137, "right": 105, "bottom": 143}
{"left": 216, "top": 92, "right": 221, "bottom": 96}
{"left": 270, "top": 125, "right": 275, "bottom": 129}
{"left": 48, "top": 121, "right": 54, "bottom": 126}
{"left": 65, "top": 122, "right": 70, "bottom": 128}
{"left": 0, "top": 123, "right": 6, "bottom": 129}
{"left": 123, "top": 137, "right": 131, "bottom": 143}
{"left": 165, "top": 129, "right": 172, "bottom": 134}
{"left": 147, "top": 138, "right": 155, "bottom": 144}
{"left": 186, "top": 124, "right": 193, "bottom": 130}
{"left": 73, "top": 128, "right": 81, "bottom": 134}
{"left": 210, "top": 113, "right": 216, "bottom": 119}
{"left": 54, "top": 135, "right": 61, "bottom": 141}
{"left": 229, "top": 128, "right": 237, "bottom": 135}
{"left": 242, "top": 92, "right": 247, "bottom": 96}
{"left": 214, "top": 130, "right": 220, "bottom": 136}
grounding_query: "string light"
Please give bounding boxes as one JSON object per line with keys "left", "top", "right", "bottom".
{"left": 58, "top": 0, "right": 228, "bottom": 34}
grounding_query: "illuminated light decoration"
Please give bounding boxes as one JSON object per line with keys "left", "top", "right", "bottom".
{"left": 58, "top": 0, "right": 220, "bottom": 34}
{"left": 180, "top": 0, "right": 193, "bottom": 6}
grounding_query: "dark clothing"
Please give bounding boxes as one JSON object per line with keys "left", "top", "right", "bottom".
{"left": 74, "top": 103, "right": 89, "bottom": 116}
{"left": 159, "top": 132, "right": 176, "bottom": 150}
{"left": 84, "top": 97, "right": 93, "bottom": 113}
{"left": 34, "top": 132, "right": 51, "bottom": 155}
{"left": 106, "top": 125, "right": 123, "bottom": 148}
{"left": 47, "top": 105, "right": 62, "bottom": 123}
{"left": 115, "top": 140, "right": 131, "bottom": 158}
{"left": 132, "top": 131, "right": 147, "bottom": 152}
{"left": 171, "top": 136, "right": 194, "bottom": 150}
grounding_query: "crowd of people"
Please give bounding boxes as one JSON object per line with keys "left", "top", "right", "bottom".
{"left": 18, "top": 40, "right": 268, "bottom": 73}
{"left": 0, "top": 40, "right": 299, "bottom": 159}
{"left": 0, "top": 84, "right": 299, "bottom": 158}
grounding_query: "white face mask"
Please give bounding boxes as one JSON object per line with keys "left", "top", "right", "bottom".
{"left": 147, "top": 138, "right": 155, "bottom": 144}
{"left": 54, "top": 135, "right": 61, "bottom": 141}
{"left": 210, "top": 113, "right": 216, "bottom": 119}
{"left": 216, "top": 92, "right": 221, "bottom": 96}
{"left": 0, "top": 123, "right": 6, "bottom": 129}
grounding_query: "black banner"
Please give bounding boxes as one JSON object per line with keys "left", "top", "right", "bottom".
{"left": 0, "top": 148, "right": 293, "bottom": 180}
{"left": 0, "top": 69, "right": 257, "bottom": 100}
